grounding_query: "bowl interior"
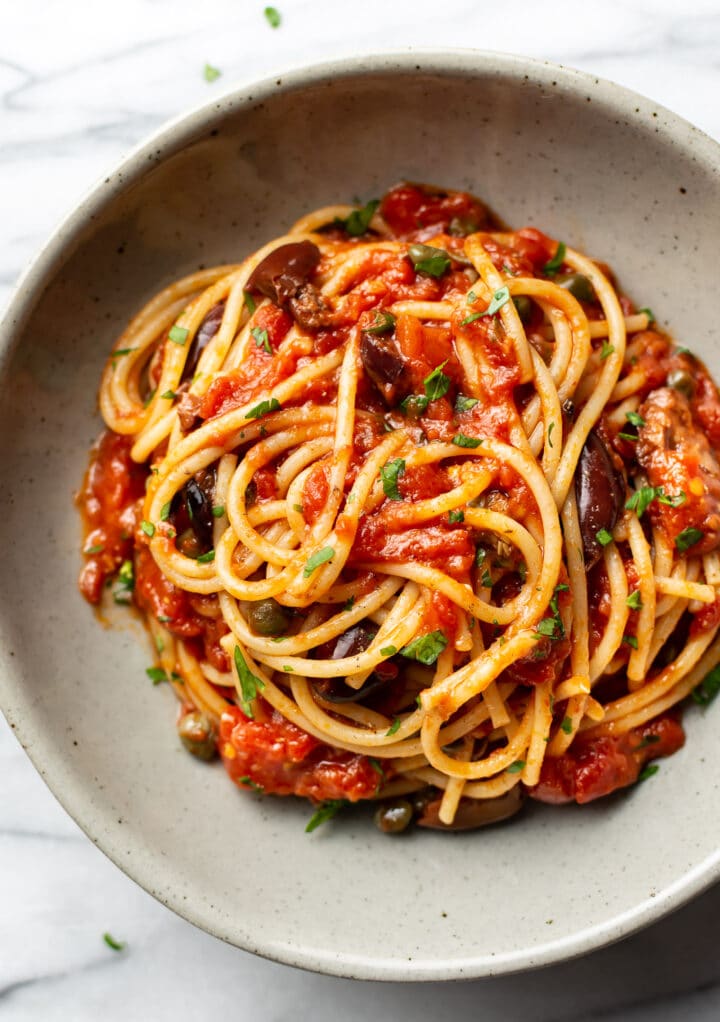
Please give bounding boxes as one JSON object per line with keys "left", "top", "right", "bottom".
{"left": 2, "top": 52, "right": 720, "bottom": 980}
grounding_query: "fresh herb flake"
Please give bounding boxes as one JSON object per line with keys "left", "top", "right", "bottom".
{"left": 638, "top": 307, "right": 655, "bottom": 323}
{"left": 264, "top": 6, "right": 281, "bottom": 28}
{"left": 560, "top": 716, "right": 573, "bottom": 735}
{"left": 303, "top": 546, "right": 335, "bottom": 577}
{"left": 400, "top": 630, "right": 448, "bottom": 666}
{"left": 408, "top": 243, "right": 451, "bottom": 278}
{"left": 140, "top": 520, "right": 155, "bottom": 538}
{"left": 380, "top": 645, "right": 397, "bottom": 657}
{"left": 452, "top": 433, "right": 483, "bottom": 448}
{"left": 341, "top": 199, "right": 379, "bottom": 237}
{"left": 638, "top": 764, "right": 659, "bottom": 782}
{"left": 365, "top": 310, "right": 396, "bottom": 335}
{"left": 386, "top": 717, "right": 401, "bottom": 737}
{"left": 103, "top": 933, "right": 125, "bottom": 952}
{"left": 423, "top": 361, "right": 451, "bottom": 402}
{"left": 252, "top": 326, "right": 272, "bottom": 354}
{"left": 448, "top": 509, "right": 465, "bottom": 524}
{"left": 160, "top": 501, "right": 172, "bottom": 522}
{"left": 600, "top": 340, "right": 615, "bottom": 360}
{"left": 84, "top": 543, "right": 104, "bottom": 555}
{"left": 196, "top": 549, "right": 215, "bottom": 563}
{"left": 243, "top": 291, "right": 256, "bottom": 315}
{"left": 596, "top": 528, "right": 613, "bottom": 546}
{"left": 380, "top": 457, "right": 406, "bottom": 501}
{"left": 626, "top": 590, "right": 643, "bottom": 610}
{"left": 455, "top": 394, "right": 479, "bottom": 413}
{"left": 305, "top": 799, "right": 347, "bottom": 833}
{"left": 626, "top": 411, "right": 646, "bottom": 428}
{"left": 692, "top": 664, "right": 720, "bottom": 706}
{"left": 168, "top": 325, "right": 189, "bottom": 346}
{"left": 543, "top": 241, "right": 566, "bottom": 276}
{"left": 507, "top": 760, "right": 525, "bottom": 774}
{"left": 233, "top": 646, "right": 265, "bottom": 718}
{"left": 676, "top": 527, "right": 704, "bottom": 552}
{"left": 203, "top": 63, "right": 221, "bottom": 83}
{"left": 623, "top": 634, "right": 639, "bottom": 650}
{"left": 246, "top": 397, "right": 281, "bottom": 419}
{"left": 146, "top": 666, "right": 169, "bottom": 685}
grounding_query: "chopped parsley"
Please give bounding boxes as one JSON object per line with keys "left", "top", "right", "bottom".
{"left": 380, "top": 457, "right": 406, "bottom": 501}
{"left": 448, "top": 509, "right": 465, "bottom": 524}
{"left": 596, "top": 528, "right": 613, "bottom": 547}
{"left": 692, "top": 664, "right": 720, "bottom": 706}
{"left": 423, "top": 361, "right": 451, "bottom": 401}
{"left": 203, "top": 63, "right": 221, "bottom": 83}
{"left": 160, "top": 501, "right": 172, "bottom": 521}
{"left": 168, "top": 325, "right": 189, "bottom": 345}
{"left": 455, "top": 394, "right": 479, "bottom": 413}
{"left": 305, "top": 799, "right": 347, "bottom": 833}
{"left": 233, "top": 646, "right": 265, "bottom": 718}
{"left": 84, "top": 543, "right": 104, "bottom": 555}
{"left": 212, "top": 505, "right": 225, "bottom": 518}
{"left": 243, "top": 291, "right": 256, "bottom": 314}
{"left": 113, "top": 559, "right": 134, "bottom": 604}
{"left": 600, "top": 340, "right": 615, "bottom": 360}
{"left": 140, "top": 520, "right": 155, "bottom": 538}
{"left": 626, "top": 590, "right": 643, "bottom": 610}
{"left": 626, "top": 486, "right": 660, "bottom": 518}
{"left": 386, "top": 717, "right": 401, "bottom": 737}
{"left": 623, "top": 635, "right": 639, "bottom": 650}
{"left": 365, "top": 310, "right": 396, "bottom": 335}
{"left": 638, "top": 307, "right": 655, "bottom": 323}
{"left": 380, "top": 645, "right": 397, "bottom": 657}
{"left": 110, "top": 347, "right": 134, "bottom": 363}
{"left": 452, "top": 433, "right": 483, "bottom": 448}
{"left": 239, "top": 776, "right": 264, "bottom": 792}
{"left": 461, "top": 285, "right": 510, "bottom": 324}
{"left": 303, "top": 546, "right": 335, "bottom": 577}
{"left": 340, "top": 199, "right": 379, "bottom": 237}
{"left": 626, "top": 410, "right": 646, "bottom": 428}
{"left": 246, "top": 397, "right": 281, "bottom": 419}
{"left": 264, "top": 6, "right": 281, "bottom": 28}
{"left": 343, "top": 596, "right": 355, "bottom": 612}
{"left": 560, "top": 716, "right": 573, "bottom": 735}
{"left": 675, "top": 527, "right": 704, "bottom": 552}
{"left": 657, "top": 490, "right": 687, "bottom": 507}
{"left": 408, "top": 243, "right": 451, "bottom": 278}
{"left": 161, "top": 390, "right": 176, "bottom": 400}
{"left": 638, "top": 764, "right": 659, "bottom": 782}
{"left": 146, "top": 666, "right": 170, "bottom": 685}
{"left": 507, "top": 760, "right": 525, "bottom": 774}
{"left": 196, "top": 549, "right": 215, "bottom": 563}
{"left": 252, "top": 326, "right": 271, "bottom": 353}
{"left": 103, "top": 933, "right": 126, "bottom": 952}
{"left": 543, "top": 241, "right": 566, "bottom": 276}
{"left": 400, "top": 630, "right": 448, "bottom": 666}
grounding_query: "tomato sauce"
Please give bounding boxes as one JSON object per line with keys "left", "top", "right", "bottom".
{"left": 219, "top": 706, "right": 381, "bottom": 801}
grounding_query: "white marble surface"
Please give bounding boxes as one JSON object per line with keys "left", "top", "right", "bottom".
{"left": 4, "top": 1, "right": 720, "bottom": 1018}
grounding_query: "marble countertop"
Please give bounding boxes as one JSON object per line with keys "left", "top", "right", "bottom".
{"left": 4, "top": 2, "right": 720, "bottom": 1018}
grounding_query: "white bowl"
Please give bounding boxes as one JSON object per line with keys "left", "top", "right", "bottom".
{"left": 2, "top": 50, "right": 720, "bottom": 980}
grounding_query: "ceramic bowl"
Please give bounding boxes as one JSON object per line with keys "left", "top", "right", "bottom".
{"left": 3, "top": 51, "right": 720, "bottom": 981}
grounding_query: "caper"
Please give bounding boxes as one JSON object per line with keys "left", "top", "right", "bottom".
{"left": 557, "top": 273, "right": 596, "bottom": 303}
{"left": 512, "top": 295, "right": 532, "bottom": 324}
{"left": 667, "top": 368, "right": 695, "bottom": 399}
{"left": 374, "top": 798, "right": 414, "bottom": 834}
{"left": 247, "top": 597, "right": 290, "bottom": 636}
{"left": 178, "top": 710, "right": 217, "bottom": 761}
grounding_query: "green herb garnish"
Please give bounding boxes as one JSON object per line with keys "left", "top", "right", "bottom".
{"left": 455, "top": 394, "right": 479, "bottom": 413}
{"left": 233, "top": 646, "right": 265, "bottom": 718}
{"left": 626, "top": 590, "right": 643, "bottom": 610}
{"left": 408, "top": 243, "right": 451, "bottom": 278}
{"left": 400, "top": 630, "right": 448, "bottom": 666}
{"left": 386, "top": 717, "right": 401, "bottom": 737}
{"left": 676, "top": 527, "right": 704, "bottom": 552}
{"left": 543, "top": 241, "right": 566, "bottom": 276}
{"left": 305, "top": 799, "right": 347, "bottom": 833}
{"left": 365, "top": 310, "right": 396, "bottom": 335}
{"left": 452, "top": 433, "right": 483, "bottom": 448}
{"left": 252, "top": 326, "right": 272, "bottom": 354}
{"left": 168, "top": 325, "right": 189, "bottom": 345}
{"left": 692, "top": 664, "right": 720, "bottom": 706}
{"left": 380, "top": 457, "right": 406, "bottom": 501}
{"left": 596, "top": 528, "right": 613, "bottom": 546}
{"left": 246, "top": 397, "right": 282, "bottom": 419}
{"left": 264, "top": 6, "right": 281, "bottom": 28}
{"left": 303, "top": 546, "right": 335, "bottom": 577}
{"left": 103, "top": 933, "right": 125, "bottom": 951}
{"left": 140, "top": 520, "right": 155, "bottom": 538}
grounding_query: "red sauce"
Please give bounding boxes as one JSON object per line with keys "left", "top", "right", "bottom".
{"left": 380, "top": 182, "right": 490, "bottom": 240}
{"left": 77, "top": 431, "right": 148, "bottom": 603}
{"left": 219, "top": 705, "right": 381, "bottom": 801}
{"left": 531, "top": 714, "right": 685, "bottom": 804}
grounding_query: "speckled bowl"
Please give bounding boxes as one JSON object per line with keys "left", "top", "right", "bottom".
{"left": 2, "top": 51, "right": 720, "bottom": 981}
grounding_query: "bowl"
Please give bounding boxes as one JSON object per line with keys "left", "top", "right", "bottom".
{"left": 3, "top": 50, "right": 720, "bottom": 981}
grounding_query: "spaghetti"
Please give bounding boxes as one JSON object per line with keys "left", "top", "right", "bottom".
{"left": 78, "top": 182, "right": 720, "bottom": 831}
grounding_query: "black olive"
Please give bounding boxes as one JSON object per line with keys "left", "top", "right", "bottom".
{"left": 314, "top": 674, "right": 388, "bottom": 704}
{"left": 575, "top": 430, "right": 626, "bottom": 568}
{"left": 181, "top": 302, "right": 225, "bottom": 384}
{"left": 374, "top": 799, "right": 413, "bottom": 834}
{"left": 169, "top": 468, "right": 216, "bottom": 556}
{"left": 360, "top": 331, "right": 410, "bottom": 407}
{"left": 245, "top": 241, "right": 321, "bottom": 307}
{"left": 178, "top": 710, "right": 217, "bottom": 760}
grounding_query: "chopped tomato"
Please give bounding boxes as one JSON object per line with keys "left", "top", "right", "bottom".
{"left": 219, "top": 706, "right": 381, "bottom": 801}
{"left": 531, "top": 714, "right": 685, "bottom": 804}
{"left": 380, "top": 182, "right": 489, "bottom": 240}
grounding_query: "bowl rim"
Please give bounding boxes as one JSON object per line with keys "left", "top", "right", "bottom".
{"left": 2, "top": 47, "right": 720, "bottom": 981}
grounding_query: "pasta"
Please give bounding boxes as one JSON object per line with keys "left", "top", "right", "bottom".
{"left": 78, "top": 182, "right": 720, "bottom": 832}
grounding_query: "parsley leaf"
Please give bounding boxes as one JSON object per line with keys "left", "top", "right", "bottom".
{"left": 423, "top": 361, "right": 451, "bottom": 402}
{"left": 113, "top": 559, "right": 135, "bottom": 604}
{"left": 380, "top": 458, "right": 406, "bottom": 500}
{"left": 84, "top": 543, "right": 104, "bottom": 555}
{"left": 146, "top": 666, "right": 170, "bottom": 685}
{"left": 365, "top": 310, "right": 396, "bottom": 335}
{"left": 543, "top": 241, "right": 566, "bottom": 276}
{"left": 638, "top": 764, "right": 659, "bottom": 782}
{"left": 408, "top": 243, "right": 451, "bottom": 277}
{"left": 626, "top": 411, "right": 646, "bottom": 428}
{"left": 243, "top": 290, "right": 256, "bottom": 314}
{"left": 103, "top": 933, "right": 126, "bottom": 952}
{"left": 341, "top": 199, "right": 379, "bottom": 237}
{"left": 196, "top": 549, "right": 215, "bottom": 563}
{"left": 623, "top": 635, "right": 639, "bottom": 649}
{"left": 246, "top": 397, "right": 281, "bottom": 419}
{"left": 507, "top": 760, "right": 525, "bottom": 774}
{"left": 675, "top": 527, "right": 704, "bottom": 552}
{"left": 168, "top": 325, "right": 189, "bottom": 345}
{"left": 448, "top": 509, "right": 464, "bottom": 524}
{"left": 386, "top": 717, "right": 401, "bottom": 737}
{"left": 140, "top": 520, "right": 155, "bottom": 538}
{"left": 596, "top": 528, "right": 613, "bottom": 546}
{"left": 305, "top": 799, "right": 347, "bottom": 832}
{"left": 692, "top": 664, "right": 720, "bottom": 706}
{"left": 657, "top": 490, "right": 686, "bottom": 507}
{"left": 252, "top": 326, "right": 271, "bottom": 353}
{"left": 455, "top": 394, "right": 479, "bottom": 413}
{"left": 638, "top": 307, "right": 655, "bottom": 323}
{"left": 626, "top": 485, "right": 661, "bottom": 518}
{"left": 452, "top": 433, "right": 483, "bottom": 448}
{"left": 462, "top": 285, "right": 511, "bottom": 324}
{"left": 560, "top": 716, "right": 573, "bottom": 734}
{"left": 233, "top": 646, "right": 265, "bottom": 718}
{"left": 600, "top": 340, "right": 614, "bottom": 360}
{"left": 626, "top": 590, "right": 643, "bottom": 610}
{"left": 380, "top": 645, "right": 397, "bottom": 657}
{"left": 264, "top": 6, "right": 281, "bottom": 28}
{"left": 303, "top": 546, "right": 335, "bottom": 577}
{"left": 400, "top": 630, "right": 448, "bottom": 666}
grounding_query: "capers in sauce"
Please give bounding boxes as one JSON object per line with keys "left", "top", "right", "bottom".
{"left": 374, "top": 798, "right": 414, "bottom": 834}
{"left": 178, "top": 710, "right": 217, "bottom": 761}
{"left": 246, "top": 597, "right": 290, "bottom": 636}
{"left": 666, "top": 368, "right": 695, "bottom": 399}
{"left": 557, "top": 272, "right": 596, "bottom": 303}
{"left": 512, "top": 295, "right": 532, "bottom": 324}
